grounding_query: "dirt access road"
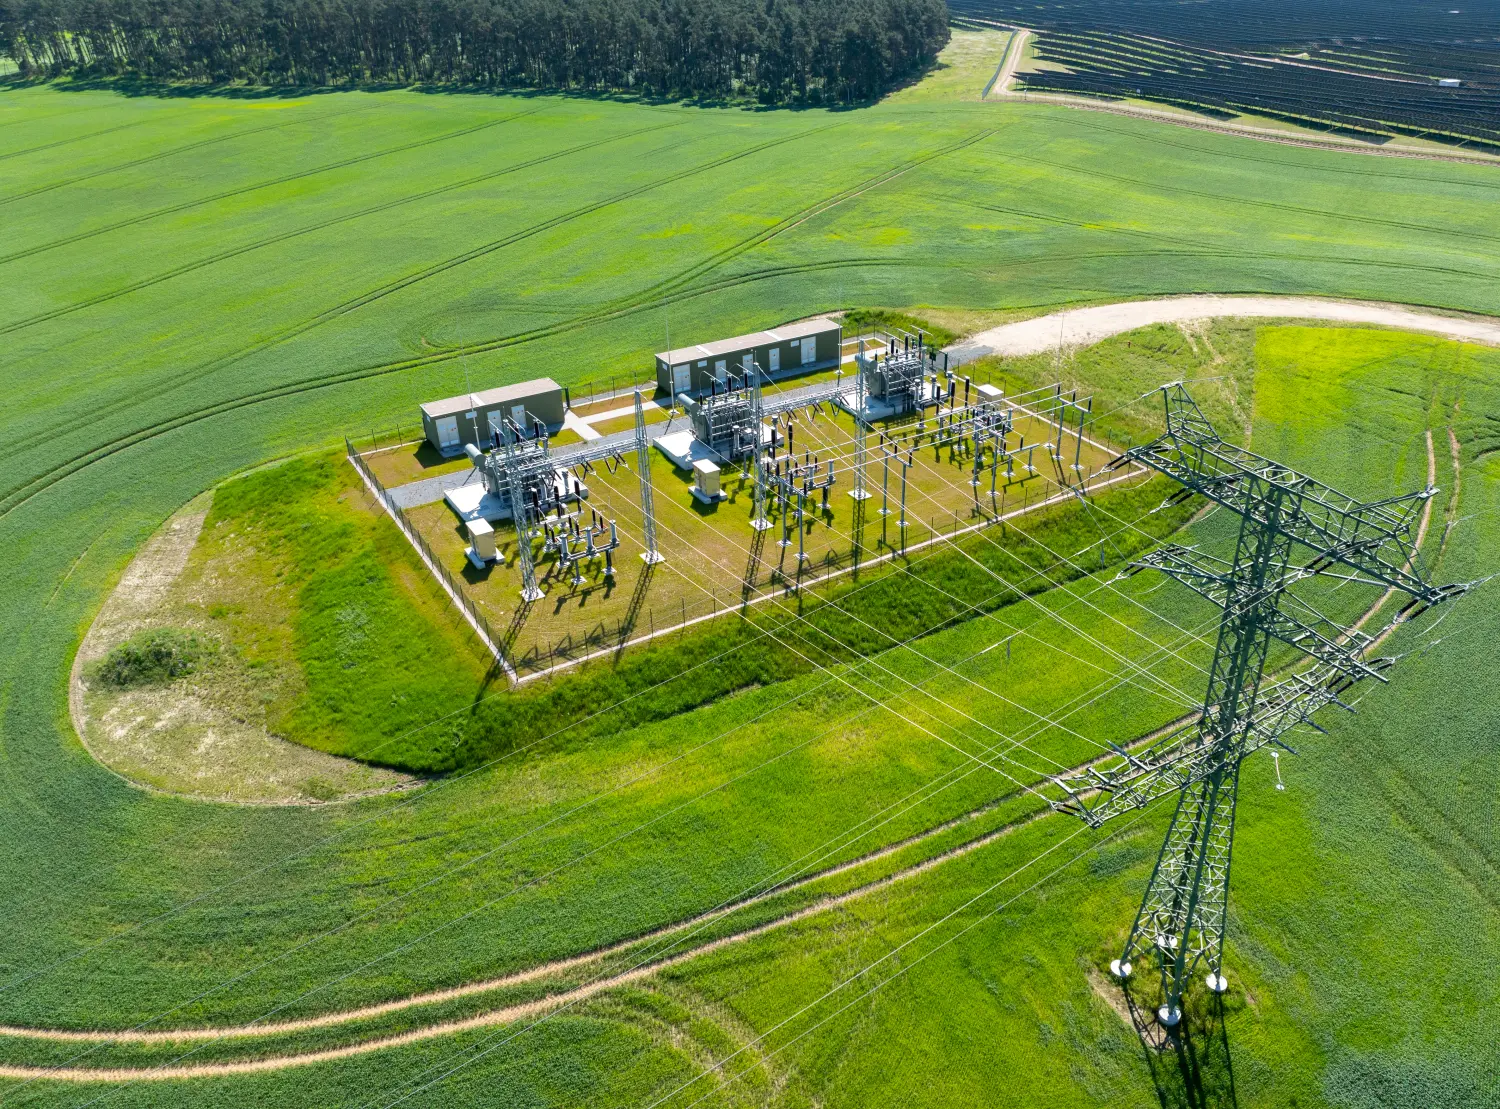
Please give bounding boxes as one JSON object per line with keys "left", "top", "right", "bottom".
{"left": 983, "top": 28, "right": 1030, "bottom": 97}
{"left": 946, "top": 295, "right": 1500, "bottom": 365}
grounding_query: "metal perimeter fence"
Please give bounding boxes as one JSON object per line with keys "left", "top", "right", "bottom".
{"left": 343, "top": 432, "right": 1094, "bottom": 681}
{"left": 346, "top": 436, "right": 705, "bottom": 679}
{"left": 345, "top": 437, "right": 506, "bottom": 667}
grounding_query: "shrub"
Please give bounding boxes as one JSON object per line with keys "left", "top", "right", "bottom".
{"left": 92, "top": 628, "right": 212, "bottom": 689}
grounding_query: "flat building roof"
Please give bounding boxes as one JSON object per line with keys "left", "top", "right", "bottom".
{"left": 471, "top": 377, "right": 562, "bottom": 408}
{"left": 420, "top": 377, "right": 562, "bottom": 419}
{"left": 656, "top": 317, "right": 840, "bottom": 365}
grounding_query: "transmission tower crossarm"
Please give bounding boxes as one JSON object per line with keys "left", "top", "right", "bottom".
{"left": 1129, "top": 546, "right": 1388, "bottom": 683}
{"left": 1129, "top": 385, "right": 1449, "bottom": 602}
{"left": 1051, "top": 644, "right": 1390, "bottom": 827}
{"left": 1048, "top": 723, "right": 1205, "bottom": 827}
{"left": 1238, "top": 662, "right": 1364, "bottom": 752}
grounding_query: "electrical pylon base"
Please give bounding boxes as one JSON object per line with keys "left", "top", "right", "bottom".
{"left": 1119, "top": 763, "right": 1239, "bottom": 1025}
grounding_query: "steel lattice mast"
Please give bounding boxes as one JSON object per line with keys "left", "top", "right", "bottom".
{"left": 1050, "top": 383, "right": 1466, "bottom": 1027}
{"left": 634, "top": 390, "right": 665, "bottom": 565}
{"left": 501, "top": 423, "right": 546, "bottom": 603}
{"left": 748, "top": 362, "right": 773, "bottom": 532}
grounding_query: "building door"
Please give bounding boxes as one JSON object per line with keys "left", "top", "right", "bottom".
{"left": 673, "top": 364, "right": 691, "bottom": 395}
{"left": 436, "top": 416, "right": 460, "bottom": 451}
{"left": 769, "top": 347, "right": 780, "bottom": 373}
{"left": 715, "top": 359, "right": 727, "bottom": 383}
{"left": 801, "top": 337, "right": 816, "bottom": 365}
{"left": 487, "top": 411, "right": 505, "bottom": 446}
{"left": 742, "top": 353, "right": 753, "bottom": 374}
{"left": 512, "top": 404, "right": 528, "bottom": 433}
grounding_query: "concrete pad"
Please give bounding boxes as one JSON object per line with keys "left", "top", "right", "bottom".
{"left": 653, "top": 429, "right": 710, "bottom": 470}
{"left": 834, "top": 381, "right": 938, "bottom": 422}
{"left": 564, "top": 411, "right": 602, "bottom": 441}
{"left": 444, "top": 482, "right": 510, "bottom": 523}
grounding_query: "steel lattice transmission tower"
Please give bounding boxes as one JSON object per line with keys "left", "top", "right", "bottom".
{"left": 1050, "top": 384, "right": 1466, "bottom": 1027}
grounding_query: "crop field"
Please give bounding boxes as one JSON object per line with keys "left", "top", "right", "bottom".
{"left": 1, "top": 25, "right": 1499, "bottom": 1109}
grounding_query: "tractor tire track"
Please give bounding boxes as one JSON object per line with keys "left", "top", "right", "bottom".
{"left": 0, "top": 105, "right": 107, "bottom": 135}
{"left": 0, "top": 116, "right": 679, "bottom": 336}
{"left": 1439, "top": 418, "right": 1463, "bottom": 563}
{"left": 0, "top": 706, "right": 1201, "bottom": 1057}
{"left": 0, "top": 785, "right": 1046, "bottom": 1046}
{"left": 0, "top": 120, "right": 685, "bottom": 461}
{"left": 180, "top": 121, "right": 848, "bottom": 370}
{"left": 0, "top": 119, "right": 849, "bottom": 483}
{"left": 0, "top": 257, "right": 888, "bottom": 522}
{"left": 0, "top": 241, "right": 1483, "bottom": 525}
{"left": 0, "top": 125, "right": 986, "bottom": 505}
{"left": 404, "top": 195, "right": 1492, "bottom": 388}
{"left": 938, "top": 191, "right": 1500, "bottom": 288}
{"left": 0, "top": 800, "right": 1100, "bottom": 1080}
{"left": 0, "top": 119, "right": 147, "bottom": 163}
{"left": 993, "top": 148, "right": 1500, "bottom": 252}
{"left": 0, "top": 100, "right": 380, "bottom": 207}
{"left": 0, "top": 107, "right": 549, "bottom": 267}
{"left": 619, "top": 127, "right": 997, "bottom": 312}
{"left": 1056, "top": 113, "right": 1500, "bottom": 194}
{"left": 352, "top": 124, "right": 995, "bottom": 375}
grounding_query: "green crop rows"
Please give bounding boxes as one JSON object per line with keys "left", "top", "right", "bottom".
{"left": 1, "top": 28, "right": 1498, "bottom": 1107}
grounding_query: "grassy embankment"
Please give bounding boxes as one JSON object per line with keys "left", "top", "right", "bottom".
{"left": 193, "top": 443, "right": 1185, "bottom": 773}
{"left": 121, "top": 317, "right": 1247, "bottom": 778}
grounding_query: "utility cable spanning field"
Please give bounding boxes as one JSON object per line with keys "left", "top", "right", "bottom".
{"left": 1048, "top": 384, "right": 1470, "bottom": 1026}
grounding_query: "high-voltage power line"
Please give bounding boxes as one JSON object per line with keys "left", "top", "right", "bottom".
{"left": 1049, "top": 383, "right": 1467, "bottom": 1027}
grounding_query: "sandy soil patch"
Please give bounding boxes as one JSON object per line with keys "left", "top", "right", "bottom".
{"left": 71, "top": 496, "right": 413, "bottom": 805}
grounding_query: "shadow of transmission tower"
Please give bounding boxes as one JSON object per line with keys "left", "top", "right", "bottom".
{"left": 1124, "top": 987, "right": 1239, "bottom": 1109}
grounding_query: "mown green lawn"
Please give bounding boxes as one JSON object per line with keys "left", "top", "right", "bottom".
{"left": 1, "top": 26, "right": 1498, "bottom": 1107}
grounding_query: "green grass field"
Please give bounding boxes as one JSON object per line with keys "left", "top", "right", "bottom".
{"left": 1, "top": 25, "right": 1499, "bottom": 1108}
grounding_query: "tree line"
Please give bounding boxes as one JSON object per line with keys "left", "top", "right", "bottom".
{"left": 0, "top": 0, "right": 951, "bottom": 103}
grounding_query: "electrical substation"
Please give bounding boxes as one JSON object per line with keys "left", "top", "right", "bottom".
{"left": 353, "top": 318, "right": 1108, "bottom": 678}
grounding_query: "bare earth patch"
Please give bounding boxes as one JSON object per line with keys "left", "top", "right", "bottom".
{"left": 70, "top": 495, "right": 414, "bottom": 805}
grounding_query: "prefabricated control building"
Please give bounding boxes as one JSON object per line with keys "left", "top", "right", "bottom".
{"left": 420, "top": 378, "right": 567, "bottom": 455}
{"left": 655, "top": 318, "right": 842, "bottom": 398}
